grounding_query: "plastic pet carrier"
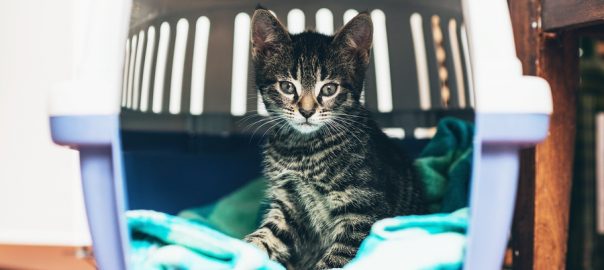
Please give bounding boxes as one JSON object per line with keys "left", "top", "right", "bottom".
{"left": 49, "top": 0, "right": 553, "bottom": 269}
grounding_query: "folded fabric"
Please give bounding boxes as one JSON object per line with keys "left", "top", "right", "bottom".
{"left": 343, "top": 208, "right": 468, "bottom": 270}
{"left": 414, "top": 117, "right": 474, "bottom": 213}
{"left": 127, "top": 210, "right": 284, "bottom": 270}
{"left": 179, "top": 178, "right": 267, "bottom": 239}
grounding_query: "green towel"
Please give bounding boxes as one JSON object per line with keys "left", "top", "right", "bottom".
{"left": 178, "top": 178, "right": 267, "bottom": 239}
{"left": 414, "top": 117, "right": 474, "bottom": 213}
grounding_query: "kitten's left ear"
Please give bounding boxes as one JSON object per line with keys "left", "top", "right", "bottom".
{"left": 333, "top": 13, "right": 373, "bottom": 65}
{"left": 251, "top": 9, "right": 290, "bottom": 59}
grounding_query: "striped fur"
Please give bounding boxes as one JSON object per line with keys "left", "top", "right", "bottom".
{"left": 245, "top": 8, "right": 424, "bottom": 269}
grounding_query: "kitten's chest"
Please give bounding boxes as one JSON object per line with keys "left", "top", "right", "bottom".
{"left": 265, "top": 151, "right": 335, "bottom": 181}
{"left": 265, "top": 158, "right": 345, "bottom": 232}
{"left": 264, "top": 144, "right": 359, "bottom": 230}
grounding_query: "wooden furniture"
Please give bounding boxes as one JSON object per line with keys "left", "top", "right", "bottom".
{"left": 0, "top": 245, "right": 94, "bottom": 270}
{"left": 509, "top": 0, "right": 604, "bottom": 269}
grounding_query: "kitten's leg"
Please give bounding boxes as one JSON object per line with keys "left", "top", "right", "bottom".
{"left": 245, "top": 200, "right": 298, "bottom": 265}
{"left": 315, "top": 214, "right": 374, "bottom": 269}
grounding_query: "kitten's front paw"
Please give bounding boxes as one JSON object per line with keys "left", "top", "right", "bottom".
{"left": 315, "top": 255, "right": 351, "bottom": 270}
{"left": 244, "top": 234, "right": 269, "bottom": 255}
{"left": 245, "top": 229, "right": 291, "bottom": 264}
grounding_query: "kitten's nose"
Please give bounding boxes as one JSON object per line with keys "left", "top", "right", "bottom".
{"left": 299, "top": 107, "right": 316, "bottom": 119}
{"left": 298, "top": 95, "right": 316, "bottom": 119}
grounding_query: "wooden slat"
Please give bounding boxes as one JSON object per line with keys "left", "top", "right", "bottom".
{"left": 510, "top": 0, "right": 579, "bottom": 269}
{"left": 533, "top": 33, "right": 577, "bottom": 270}
{"left": 542, "top": 0, "right": 604, "bottom": 31}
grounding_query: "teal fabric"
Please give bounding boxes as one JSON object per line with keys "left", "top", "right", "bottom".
{"left": 344, "top": 208, "right": 468, "bottom": 270}
{"left": 128, "top": 209, "right": 468, "bottom": 270}
{"left": 414, "top": 117, "right": 474, "bottom": 213}
{"left": 128, "top": 210, "right": 284, "bottom": 270}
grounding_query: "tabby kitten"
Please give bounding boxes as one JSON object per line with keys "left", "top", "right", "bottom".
{"left": 244, "top": 8, "right": 424, "bottom": 270}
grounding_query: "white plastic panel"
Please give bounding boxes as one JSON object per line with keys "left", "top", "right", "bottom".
{"left": 258, "top": 93, "right": 268, "bottom": 116}
{"left": 460, "top": 25, "right": 475, "bottom": 108}
{"left": 152, "top": 22, "right": 170, "bottom": 114}
{"left": 126, "top": 35, "right": 137, "bottom": 108}
{"left": 169, "top": 18, "right": 189, "bottom": 114}
{"left": 414, "top": 127, "right": 437, "bottom": 139}
{"left": 382, "top": 128, "right": 405, "bottom": 139}
{"left": 315, "top": 8, "right": 334, "bottom": 35}
{"left": 371, "top": 9, "right": 393, "bottom": 113}
{"left": 410, "top": 13, "right": 431, "bottom": 110}
{"left": 231, "top": 13, "right": 250, "bottom": 116}
{"left": 133, "top": 30, "right": 145, "bottom": 110}
{"left": 462, "top": 0, "right": 552, "bottom": 114}
{"left": 140, "top": 26, "right": 156, "bottom": 112}
{"left": 287, "top": 9, "right": 305, "bottom": 34}
{"left": 448, "top": 19, "right": 466, "bottom": 108}
{"left": 48, "top": 0, "right": 133, "bottom": 116}
{"left": 121, "top": 39, "right": 130, "bottom": 107}
{"left": 343, "top": 9, "right": 358, "bottom": 24}
{"left": 190, "top": 16, "right": 211, "bottom": 115}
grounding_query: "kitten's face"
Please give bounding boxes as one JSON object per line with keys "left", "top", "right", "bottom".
{"left": 251, "top": 10, "right": 373, "bottom": 134}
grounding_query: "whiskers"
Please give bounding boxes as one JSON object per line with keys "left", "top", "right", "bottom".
{"left": 237, "top": 109, "right": 293, "bottom": 142}
{"left": 319, "top": 111, "right": 368, "bottom": 146}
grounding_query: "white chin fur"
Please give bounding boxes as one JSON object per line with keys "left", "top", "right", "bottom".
{"left": 291, "top": 123, "right": 322, "bottom": 134}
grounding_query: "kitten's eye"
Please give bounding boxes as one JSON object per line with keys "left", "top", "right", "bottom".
{"left": 320, "top": 83, "right": 338, "bottom": 97}
{"left": 279, "top": 81, "right": 296, "bottom": 95}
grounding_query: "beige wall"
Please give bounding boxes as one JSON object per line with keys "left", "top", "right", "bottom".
{"left": 0, "top": 0, "right": 90, "bottom": 246}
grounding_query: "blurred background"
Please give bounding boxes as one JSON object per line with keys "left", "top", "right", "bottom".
{"left": 0, "top": 1, "right": 92, "bottom": 269}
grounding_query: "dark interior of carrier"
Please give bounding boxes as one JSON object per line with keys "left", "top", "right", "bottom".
{"left": 119, "top": 0, "right": 475, "bottom": 218}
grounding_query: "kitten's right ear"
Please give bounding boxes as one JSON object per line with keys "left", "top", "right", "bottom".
{"left": 251, "top": 9, "right": 290, "bottom": 59}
